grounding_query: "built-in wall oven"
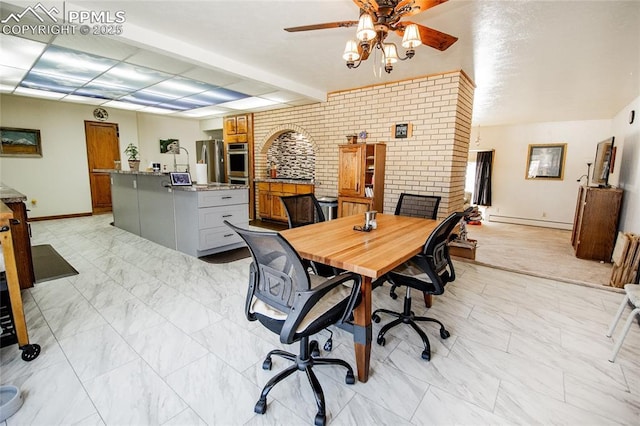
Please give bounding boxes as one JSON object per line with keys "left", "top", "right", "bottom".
{"left": 226, "top": 143, "right": 249, "bottom": 181}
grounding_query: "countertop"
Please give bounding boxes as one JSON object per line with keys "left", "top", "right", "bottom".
{"left": 96, "top": 169, "right": 248, "bottom": 191}
{"left": 254, "top": 178, "right": 315, "bottom": 184}
{"left": 0, "top": 183, "right": 27, "bottom": 203}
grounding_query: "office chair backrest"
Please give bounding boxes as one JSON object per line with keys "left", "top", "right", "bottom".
{"left": 225, "top": 221, "right": 310, "bottom": 315}
{"left": 280, "top": 193, "right": 326, "bottom": 228}
{"left": 415, "top": 210, "right": 467, "bottom": 293}
{"left": 395, "top": 193, "right": 442, "bottom": 220}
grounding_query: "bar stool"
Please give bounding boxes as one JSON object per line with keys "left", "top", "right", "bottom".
{"left": 606, "top": 283, "right": 640, "bottom": 362}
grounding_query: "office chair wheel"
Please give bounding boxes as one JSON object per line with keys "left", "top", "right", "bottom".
{"left": 371, "top": 313, "right": 381, "bottom": 323}
{"left": 254, "top": 399, "right": 267, "bottom": 414}
{"left": 323, "top": 339, "right": 333, "bottom": 352}
{"left": 345, "top": 371, "right": 356, "bottom": 385}
{"left": 376, "top": 336, "right": 386, "bottom": 346}
{"left": 389, "top": 289, "right": 398, "bottom": 300}
{"left": 20, "top": 344, "right": 41, "bottom": 362}
{"left": 421, "top": 350, "right": 431, "bottom": 361}
{"left": 314, "top": 413, "right": 326, "bottom": 426}
{"left": 310, "top": 340, "right": 321, "bottom": 357}
{"left": 262, "top": 357, "right": 272, "bottom": 370}
{"left": 440, "top": 329, "right": 450, "bottom": 339}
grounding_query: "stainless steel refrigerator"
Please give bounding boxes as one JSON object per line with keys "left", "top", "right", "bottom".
{"left": 196, "top": 140, "right": 225, "bottom": 183}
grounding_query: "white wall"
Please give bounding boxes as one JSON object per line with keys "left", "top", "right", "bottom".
{"left": 469, "top": 120, "right": 614, "bottom": 229}
{"left": 0, "top": 94, "right": 205, "bottom": 218}
{"left": 136, "top": 113, "right": 208, "bottom": 173}
{"left": 613, "top": 95, "right": 640, "bottom": 234}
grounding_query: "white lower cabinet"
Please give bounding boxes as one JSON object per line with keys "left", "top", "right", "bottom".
{"left": 174, "top": 188, "right": 249, "bottom": 257}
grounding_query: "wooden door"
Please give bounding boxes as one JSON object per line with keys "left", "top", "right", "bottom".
{"left": 85, "top": 121, "right": 120, "bottom": 214}
{"left": 338, "top": 145, "right": 364, "bottom": 197}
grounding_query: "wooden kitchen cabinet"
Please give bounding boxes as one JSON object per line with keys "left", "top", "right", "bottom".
{"left": 257, "top": 181, "right": 314, "bottom": 222}
{"left": 571, "top": 186, "right": 623, "bottom": 261}
{"left": 223, "top": 114, "right": 250, "bottom": 143}
{"left": 337, "top": 143, "right": 386, "bottom": 217}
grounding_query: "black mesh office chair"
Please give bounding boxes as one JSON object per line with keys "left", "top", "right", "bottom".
{"left": 394, "top": 193, "right": 441, "bottom": 219}
{"left": 389, "top": 193, "right": 442, "bottom": 300}
{"left": 372, "top": 210, "right": 464, "bottom": 361}
{"left": 225, "top": 221, "right": 361, "bottom": 426}
{"left": 281, "top": 193, "right": 342, "bottom": 277}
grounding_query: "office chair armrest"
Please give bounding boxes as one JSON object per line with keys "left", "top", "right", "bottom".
{"left": 280, "top": 272, "right": 362, "bottom": 343}
{"left": 244, "top": 262, "right": 258, "bottom": 322}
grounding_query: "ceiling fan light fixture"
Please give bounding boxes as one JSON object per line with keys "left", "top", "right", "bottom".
{"left": 383, "top": 43, "right": 399, "bottom": 64}
{"left": 401, "top": 24, "right": 422, "bottom": 49}
{"left": 343, "top": 40, "right": 361, "bottom": 62}
{"left": 356, "top": 14, "right": 376, "bottom": 42}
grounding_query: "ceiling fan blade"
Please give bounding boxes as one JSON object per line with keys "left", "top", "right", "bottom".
{"left": 352, "top": 0, "right": 379, "bottom": 14}
{"left": 395, "top": 21, "right": 457, "bottom": 51}
{"left": 284, "top": 21, "right": 358, "bottom": 32}
{"left": 396, "top": 0, "right": 448, "bottom": 17}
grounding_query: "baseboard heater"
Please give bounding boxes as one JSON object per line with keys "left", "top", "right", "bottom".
{"left": 488, "top": 214, "right": 573, "bottom": 230}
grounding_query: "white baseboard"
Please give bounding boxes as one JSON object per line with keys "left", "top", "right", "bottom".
{"left": 487, "top": 214, "right": 573, "bottom": 230}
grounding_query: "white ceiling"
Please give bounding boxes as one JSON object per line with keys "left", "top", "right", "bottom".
{"left": 1, "top": 0, "right": 639, "bottom": 126}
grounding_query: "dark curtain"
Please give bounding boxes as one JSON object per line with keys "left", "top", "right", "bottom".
{"left": 473, "top": 151, "right": 493, "bottom": 206}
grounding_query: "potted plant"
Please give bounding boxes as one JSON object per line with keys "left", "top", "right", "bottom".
{"left": 124, "top": 143, "right": 140, "bottom": 171}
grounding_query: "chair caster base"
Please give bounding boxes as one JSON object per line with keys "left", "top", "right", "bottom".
{"left": 421, "top": 350, "right": 431, "bottom": 361}
{"left": 310, "top": 340, "right": 320, "bottom": 358}
{"left": 376, "top": 336, "right": 386, "bottom": 346}
{"left": 254, "top": 399, "right": 267, "bottom": 414}
{"left": 314, "top": 413, "right": 326, "bottom": 426}
{"left": 262, "top": 357, "right": 272, "bottom": 370}
{"left": 440, "top": 329, "right": 450, "bottom": 339}
{"left": 345, "top": 371, "right": 355, "bottom": 385}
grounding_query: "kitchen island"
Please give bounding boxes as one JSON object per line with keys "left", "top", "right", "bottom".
{"left": 104, "top": 170, "right": 249, "bottom": 257}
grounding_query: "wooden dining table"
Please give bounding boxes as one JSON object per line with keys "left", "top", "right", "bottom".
{"left": 280, "top": 213, "right": 438, "bottom": 382}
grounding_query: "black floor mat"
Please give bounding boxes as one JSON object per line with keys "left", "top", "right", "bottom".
{"left": 32, "top": 244, "right": 78, "bottom": 283}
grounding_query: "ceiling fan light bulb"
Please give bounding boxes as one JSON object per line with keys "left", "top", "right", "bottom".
{"left": 343, "top": 40, "right": 360, "bottom": 61}
{"left": 402, "top": 24, "right": 422, "bottom": 49}
{"left": 356, "top": 14, "right": 376, "bottom": 42}
{"left": 383, "top": 43, "right": 399, "bottom": 64}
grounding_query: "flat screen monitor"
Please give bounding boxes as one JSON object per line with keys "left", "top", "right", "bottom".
{"left": 591, "top": 136, "right": 615, "bottom": 187}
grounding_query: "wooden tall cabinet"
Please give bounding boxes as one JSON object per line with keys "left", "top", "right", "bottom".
{"left": 223, "top": 113, "right": 255, "bottom": 219}
{"left": 571, "top": 186, "right": 623, "bottom": 261}
{"left": 337, "top": 143, "right": 386, "bottom": 217}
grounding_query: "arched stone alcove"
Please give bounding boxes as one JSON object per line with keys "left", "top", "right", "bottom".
{"left": 256, "top": 124, "right": 319, "bottom": 180}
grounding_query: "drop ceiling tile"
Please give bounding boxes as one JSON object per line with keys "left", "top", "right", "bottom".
{"left": 92, "top": 63, "right": 171, "bottom": 90}
{"left": 20, "top": 71, "right": 85, "bottom": 94}
{"left": 102, "top": 100, "right": 147, "bottom": 110}
{"left": 73, "top": 84, "right": 127, "bottom": 100}
{"left": 125, "top": 50, "right": 195, "bottom": 74}
{"left": 61, "top": 95, "right": 107, "bottom": 105}
{"left": 219, "top": 96, "right": 279, "bottom": 110}
{"left": 30, "top": 45, "right": 117, "bottom": 82}
{"left": 0, "top": 65, "right": 28, "bottom": 85}
{"left": 145, "top": 76, "right": 216, "bottom": 98}
{"left": 14, "top": 87, "right": 66, "bottom": 99}
{"left": 184, "top": 88, "right": 248, "bottom": 105}
{"left": 0, "top": 34, "right": 47, "bottom": 69}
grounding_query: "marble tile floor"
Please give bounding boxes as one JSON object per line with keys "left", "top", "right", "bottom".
{"left": 1, "top": 214, "right": 639, "bottom": 425}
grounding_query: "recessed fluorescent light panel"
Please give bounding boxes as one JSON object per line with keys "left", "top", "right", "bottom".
{"left": 13, "top": 44, "right": 251, "bottom": 112}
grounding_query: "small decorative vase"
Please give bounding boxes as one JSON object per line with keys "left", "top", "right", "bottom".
{"left": 128, "top": 160, "right": 140, "bottom": 171}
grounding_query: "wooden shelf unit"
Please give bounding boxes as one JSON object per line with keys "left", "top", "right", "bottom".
{"left": 337, "top": 143, "right": 386, "bottom": 217}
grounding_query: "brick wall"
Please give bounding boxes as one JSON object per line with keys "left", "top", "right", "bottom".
{"left": 253, "top": 70, "right": 474, "bottom": 218}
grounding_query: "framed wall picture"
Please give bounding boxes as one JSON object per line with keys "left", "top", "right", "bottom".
{"left": 160, "top": 138, "right": 180, "bottom": 154}
{"left": 169, "top": 172, "right": 192, "bottom": 186}
{"left": 392, "top": 123, "right": 412, "bottom": 139}
{"left": 0, "top": 127, "right": 42, "bottom": 157}
{"left": 525, "top": 143, "right": 567, "bottom": 180}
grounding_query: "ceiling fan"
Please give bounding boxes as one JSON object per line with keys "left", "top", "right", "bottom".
{"left": 284, "top": 0, "right": 458, "bottom": 73}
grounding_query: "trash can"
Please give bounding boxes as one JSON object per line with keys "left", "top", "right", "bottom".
{"left": 317, "top": 196, "right": 338, "bottom": 221}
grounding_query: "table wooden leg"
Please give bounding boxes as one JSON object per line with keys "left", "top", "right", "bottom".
{"left": 352, "top": 275, "right": 372, "bottom": 382}
{"left": 1, "top": 221, "right": 29, "bottom": 346}
{"left": 423, "top": 293, "right": 433, "bottom": 308}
